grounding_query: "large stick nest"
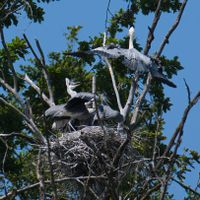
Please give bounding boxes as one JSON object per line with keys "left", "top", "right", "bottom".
{"left": 47, "top": 126, "right": 140, "bottom": 177}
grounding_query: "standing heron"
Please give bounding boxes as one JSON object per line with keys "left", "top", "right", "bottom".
{"left": 65, "top": 28, "right": 176, "bottom": 88}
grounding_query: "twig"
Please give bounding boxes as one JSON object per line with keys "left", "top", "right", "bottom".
{"left": 0, "top": 132, "right": 36, "bottom": 144}
{"left": 157, "top": 0, "right": 188, "bottom": 57}
{"left": 143, "top": 0, "right": 163, "bottom": 55}
{"left": 157, "top": 90, "right": 200, "bottom": 167}
{"left": 183, "top": 78, "right": 191, "bottom": 104}
{"left": 104, "top": 57, "right": 123, "bottom": 113}
{"left": 35, "top": 39, "right": 55, "bottom": 104}
{"left": 21, "top": 74, "right": 53, "bottom": 106}
{"left": 172, "top": 178, "right": 200, "bottom": 197}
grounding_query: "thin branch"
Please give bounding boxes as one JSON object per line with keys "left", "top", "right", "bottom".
{"left": 183, "top": 78, "right": 191, "bottom": 104}
{"left": 35, "top": 39, "right": 55, "bottom": 104}
{"left": 143, "top": 0, "right": 163, "bottom": 55}
{"left": 0, "top": 97, "right": 45, "bottom": 144}
{"left": 172, "top": 178, "right": 200, "bottom": 197}
{"left": 0, "top": 27, "right": 18, "bottom": 91}
{"left": 21, "top": 74, "right": 53, "bottom": 106}
{"left": 0, "top": 132, "right": 36, "bottom": 144}
{"left": 104, "top": 57, "right": 123, "bottom": 113}
{"left": 36, "top": 149, "right": 46, "bottom": 200}
{"left": 157, "top": 0, "right": 188, "bottom": 57}
{"left": 23, "top": 34, "right": 55, "bottom": 106}
{"left": 157, "top": 90, "right": 200, "bottom": 168}
{"left": 130, "top": 74, "right": 152, "bottom": 128}
{"left": 122, "top": 75, "right": 139, "bottom": 120}
{"left": 0, "top": 77, "right": 23, "bottom": 105}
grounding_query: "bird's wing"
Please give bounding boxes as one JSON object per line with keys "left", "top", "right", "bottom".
{"left": 45, "top": 104, "right": 69, "bottom": 119}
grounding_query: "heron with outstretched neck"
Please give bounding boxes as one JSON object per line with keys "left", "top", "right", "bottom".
{"left": 65, "top": 27, "right": 176, "bottom": 88}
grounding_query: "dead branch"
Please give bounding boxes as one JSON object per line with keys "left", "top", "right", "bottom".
{"left": 36, "top": 149, "right": 46, "bottom": 200}
{"left": 0, "top": 132, "right": 36, "bottom": 144}
{"left": 130, "top": 74, "right": 152, "bottom": 128}
{"left": 158, "top": 90, "right": 200, "bottom": 165}
{"left": 23, "top": 34, "right": 55, "bottom": 106}
{"left": 183, "top": 78, "right": 191, "bottom": 104}
{"left": 21, "top": 74, "right": 53, "bottom": 106}
{"left": 157, "top": 0, "right": 188, "bottom": 57}
{"left": 143, "top": 0, "right": 163, "bottom": 55}
{"left": 104, "top": 57, "right": 123, "bottom": 113}
{"left": 122, "top": 75, "right": 139, "bottom": 120}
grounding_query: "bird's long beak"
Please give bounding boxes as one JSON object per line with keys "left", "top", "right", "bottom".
{"left": 71, "top": 82, "right": 80, "bottom": 89}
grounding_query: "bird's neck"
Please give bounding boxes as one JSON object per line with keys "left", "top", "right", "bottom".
{"left": 129, "top": 35, "right": 134, "bottom": 49}
{"left": 67, "top": 87, "right": 77, "bottom": 97}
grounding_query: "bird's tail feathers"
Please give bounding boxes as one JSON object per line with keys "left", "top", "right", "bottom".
{"left": 150, "top": 70, "right": 177, "bottom": 88}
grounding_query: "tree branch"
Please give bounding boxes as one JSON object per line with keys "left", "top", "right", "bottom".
{"left": 143, "top": 0, "right": 163, "bottom": 55}
{"left": 21, "top": 74, "right": 53, "bottom": 107}
{"left": 104, "top": 57, "right": 123, "bottom": 113}
{"left": 130, "top": 74, "right": 152, "bottom": 128}
{"left": 0, "top": 27, "right": 18, "bottom": 91}
{"left": 0, "top": 97, "right": 45, "bottom": 144}
{"left": 157, "top": 0, "right": 188, "bottom": 57}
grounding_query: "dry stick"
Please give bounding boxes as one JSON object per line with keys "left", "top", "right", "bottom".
{"left": 0, "top": 132, "right": 36, "bottom": 144}
{"left": 143, "top": 0, "right": 163, "bottom": 55}
{"left": 23, "top": 34, "right": 55, "bottom": 106}
{"left": 21, "top": 74, "right": 52, "bottom": 106}
{"left": 36, "top": 149, "right": 46, "bottom": 200}
{"left": 104, "top": 57, "right": 123, "bottom": 113}
{"left": 157, "top": 0, "right": 188, "bottom": 57}
{"left": 122, "top": 75, "right": 139, "bottom": 120}
{"left": 130, "top": 74, "right": 152, "bottom": 127}
{"left": 0, "top": 26, "right": 18, "bottom": 92}
{"left": 35, "top": 39, "right": 55, "bottom": 104}
{"left": 183, "top": 78, "right": 191, "bottom": 104}
{"left": 157, "top": 90, "right": 200, "bottom": 168}
{"left": 0, "top": 78, "right": 23, "bottom": 106}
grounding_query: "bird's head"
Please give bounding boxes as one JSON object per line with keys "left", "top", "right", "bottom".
{"left": 128, "top": 26, "right": 135, "bottom": 38}
{"left": 65, "top": 78, "right": 80, "bottom": 90}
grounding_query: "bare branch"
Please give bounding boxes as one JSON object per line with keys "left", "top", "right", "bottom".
{"left": 104, "top": 57, "right": 123, "bottom": 113}
{"left": 21, "top": 74, "right": 54, "bottom": 106}
{"left": 157, "top": 0, "right": 188, "bottom": 57}
{"left": 35, "top": 39, "right": 55, "bottom": 104}
{"left": 0, "top": 27, "right": 18, "bottom": 91}
{"left": 0, "top": 132, "right": 36, "bottom": 144}
{"left": 183, "top": 78, "right": 191, "bottom": 104}
{"left": 36, "top": 149, "right": 46, "bottom": 200}
{"left": 130, "top": 74, "right": 152, "bottom": 128}
{"left": 23, "top": 34, "right": 55, "bottom": 105}
{"left": 172, "top": 178, "right": 200, "bottom": 197}
{"left": 122, "top": 75, "right": 139, "bottom": 120}
{"left": 143, "top": 0, "right": 163, "bottom": 55}
{"left": 0, "top": 97, "right": 45, "bottom": 144}
{"left": 157, "top": 90, "right": 200, "bottom": 167}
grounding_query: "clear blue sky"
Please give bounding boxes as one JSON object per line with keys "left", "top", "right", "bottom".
{"left": 5, "top": 0, "right": 200, "bottom": 198}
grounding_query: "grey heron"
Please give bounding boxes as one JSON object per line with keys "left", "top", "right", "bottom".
{"left": 45, "top": 92, "right": 96, "bottom": 131}
{"left": 65, "top": 30, "right": 176, "bottom": 88}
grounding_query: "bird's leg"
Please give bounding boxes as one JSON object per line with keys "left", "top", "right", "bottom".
{"left": 68, "top": 119, "right": 76, "bottom": 132}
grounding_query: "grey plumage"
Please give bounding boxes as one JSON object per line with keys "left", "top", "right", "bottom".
{"left": 66, "top": 44, "right": 176, "bottom": 88}
{"left": 45, "top": 92, "right": 96, "bottom": 131}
